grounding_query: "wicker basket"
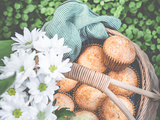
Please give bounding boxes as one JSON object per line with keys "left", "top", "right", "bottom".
{"left": 64, "top": 28, "right": 160, "bottom": 120}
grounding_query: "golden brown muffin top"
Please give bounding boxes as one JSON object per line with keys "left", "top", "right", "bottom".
{"left": 75, "top": 84, "right": 107, "bottom": 111}
{"left": 108, "top": 67, "right": 138, "bottom": 96}
{"left": 103, "top": 36, "right": 136, "bottom": 63}
{"left": 57, "top": 78, "right": 78, "bottom": 92}
{"left": 78, "top": 45, "right": 107, "bottom": 73}
{"left": 70, "top": 111, "right": 99, "bottom": 120}
{"left": 100, "top": 95, "right": 134, "bottom": 120}
{"left": 54, "top": 93, "right": 74, "bottom": 111}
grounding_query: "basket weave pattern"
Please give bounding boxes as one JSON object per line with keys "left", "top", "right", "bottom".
{"left": 64, "top": 28, "right": 160, "bottom": 120}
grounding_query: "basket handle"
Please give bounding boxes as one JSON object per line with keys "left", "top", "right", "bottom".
{"left": 64, "top": 63, "right": 136, "bottom": 120}
{"left": 105, "top": 28, "right": 160, "bottom": 100}
{"left": 110, "top": 78, "right": 160, "bottom": 100}
{"left": 64, "top": 63, "right": 160, "bottom": 120}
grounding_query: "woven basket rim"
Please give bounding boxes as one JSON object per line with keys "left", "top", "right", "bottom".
{"left": 64, "top": 28, "right": 160, "bottom": 120}
{"left": 106, "top": 28, "right": 160, "bottom": 120}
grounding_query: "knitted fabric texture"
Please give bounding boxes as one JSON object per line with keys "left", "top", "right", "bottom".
{"left": 42, "top": 0, "right": 121, "bottom": 61}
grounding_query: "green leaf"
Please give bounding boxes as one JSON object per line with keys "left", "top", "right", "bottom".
{"left": 152, "top": 55, "right": 156, "bottom": 62}
{"left": 142, "top": 0, "right": 148, "bottom": 3}
{"left": 103, "top": 4, "right": 109, "bottom": 10}
{"left": 156, "top": 16, "right": 160, "bottom": 23}
{"left": 147, "top": 2, "right": 154, "bottom": 12}
{"left": 122, "top": 24, "right": 127, "bottom": 29}
{"left": 129, "top": 2, "right": 135, "bottom": 8}
{"left": 93, "top": 0, "right": 100, "bottom": 3}
{"left": 125, "top": 17, "right": 132, "bottom": 24}
{"left": 0, "top": 40, "right": 14, "bottom": 66}
{"left": 119, "top": 0, "right": 125, "bottom": 4}
{"left": 146, "top": 19, "right": 152, "bottom": 25}
{"left": 100, "top": 1, "right": 104, "bottom": 6}
{"left": 144, "top": 34, "right": 152, "bottom": 42}
{"left": 52, "top": 99, "right": 57, "bottom": 106}
{"left": 7, "top": 6, "right": 13, "bottom": 12}
{"left": 155, "top": 66, "right": 160, "bottom": 76}
{"left": 150, "top": 44, "right": 156, "bottom": 51}
{"left": 136, "top": 1, "right": 142, "bottom": 8}
{"left": 41, "top": 0, "right": 49, "bottom": 7}
{"left": 0, "top": 74, "right": 16, "bottom": 95}
{"left": 102, "top": 10, "right": 106, "bottom": 15}
{"left": 157, "top": 38, "right": 160, "bottom": 44}
{"left": 156, "top": 54, "right": 160, "bottom": 64}
{"left": 55, "top": 108, "right": 75, "bottom": 120}
{"left": 3, "top": 32, "right": 12, "bottom": 38}
{"left": 155, "top": 117, "right": 160, "bottom": 120}
{"left": 133, "top": 28, "right": 139, "bottom": 34}
{"left": 156, "top": 26, "right": 160, "bottom": 34}
{"left": 152, "top": 30, "right": 156, "bottom": 35}
{"left": 133, "top": 18, "right": 138, "bottom": 24}
{"left": 136, "top": 41, "right": 142, "bottom": 47}
{"left": 139, "top": 20, "right": 144, "bottom": 27}
{"left": 3, "top": 11, "right": 8, "bottom": 16}
{"left": 26, "top": 4, "right": 36, "bottom": 12}
{"left": 141, "top": 45, "right": 147, "bottom": 51}
{"left": 22, "top": 14, "right": 29, "bottom": 21}
{"left": 157, "top": 45, "right": 160, "bottom": 51}
{"left": 25, "top": 0, "right": 32, "bottom": 4}
{"left": 15, "top": 13, "right": 21, "bottom": 19}
{"left": 2, "top": 26, "right": 9, "bottom": 32}
{"left": 45, "top": 7, "right": 54, "bottom": 15}
{"left": 49, "top": 2, "right": 55, "bottom": 7}
{"left": 20, "top": 22, "right": 28, "bottom": 29}
{"left": 41, "top": 8, "right": 46, "bottom": 14}
{"left": 14, "top": 3, "right": 21, "bottom": 10}
{"left": 137, "top": 12, "right": 143, "bottom": 18}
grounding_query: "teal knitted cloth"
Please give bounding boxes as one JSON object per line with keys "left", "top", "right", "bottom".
{"left": 42, "top": 0, "right": 121, "bottom": 61}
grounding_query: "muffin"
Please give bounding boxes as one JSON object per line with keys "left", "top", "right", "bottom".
{"left": 103, "top": 36, "right": 136, "bottom": 71}
{"left": 78, "top": 45, "right": 107, "bottom": 73}
{"left": 108, "top": 67, "right": 138, "bottom": 96}
{"left": 75, "top": 84, "right": 107, "bottom": 111}
{"left": 57, "top": 78, "right": 78, "bottom": 92}
{"left": 54, "top": 93, "right": 74, "bottom": 111}
{"left": 70, "top": 111, "right": 99, "bottom": 120}
{"left": 99, "top": 95, "right": 135, "bottom": 120}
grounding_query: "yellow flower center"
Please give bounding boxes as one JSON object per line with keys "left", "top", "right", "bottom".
{"left": 20, "top": 66, "right": 25, "bottom": 72}
{"left": 7, "top": 88, "right": 16, "bottom": 96}
{"left": 13, "top": 109, "right": 22, "bottom": 118}
{"left": 49, "top": 65, "right": 57, "bottom": 72}
{"left": 26, "top": 42, "right": 32, "bottom": 45}
{"left": 38, "top": 83, "right": 47, "bottom": 92}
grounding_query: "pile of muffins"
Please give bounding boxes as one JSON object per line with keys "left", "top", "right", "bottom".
{"left": 55, "top": 36, "right": 138, "bottom": 120}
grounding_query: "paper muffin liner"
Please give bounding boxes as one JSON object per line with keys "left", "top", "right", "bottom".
{"left": 98, "top": 96, "right": 135, "bottom": 120}
{"left": 54, "top": 92, "right": 75, "bottom": 111}
{"left": 128, "top": 65, "right": 140, "bottom": 97}
{"left": 103, "top": 52, "right": 134, "bottom": 71}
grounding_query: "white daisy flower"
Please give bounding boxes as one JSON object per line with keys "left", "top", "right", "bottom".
{"left": 0, "top": 82, "right": 27, "bottom": 101}
{"left": 26, "top": 74, "right": 59, "bottom": 104}
{"left": 0, "top": 56, "right": 15, "bottom": 79}
{"left": 0, "top": 49, "right": 36, "bottom": 88}
{"left": 11, "top": 27, "right": 46, "bottom": 52}
{"left": 37, "top": 50, "right": 72, "bottom": 81}
{"left": 30, "top": 102, "right": 58, "bottom": 120}
{"left": 0, "top": 94, "right": 32, "bottom": 120}
{"left": 33, "top": 34, "right": 71, "bottom": 55}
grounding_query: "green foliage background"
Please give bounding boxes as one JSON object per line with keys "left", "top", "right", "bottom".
{"left": 0, "top": 0, "right": 160, "bottom": 119}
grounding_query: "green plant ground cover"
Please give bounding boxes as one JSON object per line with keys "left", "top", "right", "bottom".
{"left": 0, "top": 0, "right": 160, "bottom": 119}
